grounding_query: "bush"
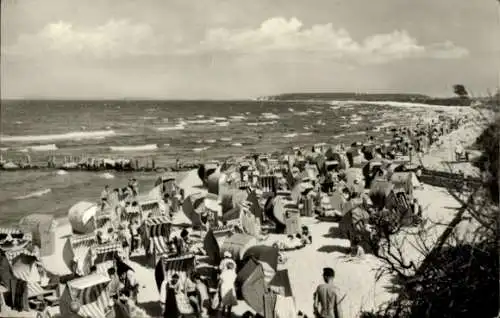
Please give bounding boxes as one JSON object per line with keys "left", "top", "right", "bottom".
{"left": 474, "top": 118, "right": 499, "bottom": 203}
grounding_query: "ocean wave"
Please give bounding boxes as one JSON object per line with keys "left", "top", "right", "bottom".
{"left": 187, "top": 119, "right": 215, "bottom": 125}
{"left": 300, "top": 132, "right": 313, "bottom": 136}
{"left": 216, "top": 122, "right": 230, "bottom": 127}
{"left": 0, "top": 147, "right": 8, "bottom": 151}
{"left": 261, "top": 112, "right": 280, "bottom": 119}
{"left": 15, "top": 188, "right": 51, "bottom": 200}
{"left": 333, "top": 134, "right": 346, "bottom": 138}
{"left": 1, "top": 130, "right": 116, "bottom": 143}
{"left": 220, "top": 137, "right": 232, "bottom": 142}
{"left": 193, "top": 146, "right": 210, "bottom": 152}
{"left": 55, "top": 170, "right": 68, "bottom": 175}
{"left": 100, "top": 172, "right": 115, "bottom": 179}
{"left": 30, "top": 144, "right": 58, "bottom": 151}
{"left": 231, "top": 143, "right": 243, "bottom": 147}
{"left": 211, "top": 116, "right": 227, "bottom": 121}
{"left": 295, "top": 112, "right": 309, "bottom": 116}
{"left": 247, "top": 121, "right": 277, "bottom": 126}
{"left": 284, "top": 133, "right": 298, "bottom": 138}
{"left": 288, "top": 108, "right": 295, "bottom": 112}
{"left": 205, "top": 139, "right": 217, "bottom": 144}
{"left": 229, "top": 115, "right": 246, "bottom": 121}
{"left": 110, "top": 144, "right": 158, "bottom": 152}
{"left": 156, "top": 125, "right": 185, "bottom": 131}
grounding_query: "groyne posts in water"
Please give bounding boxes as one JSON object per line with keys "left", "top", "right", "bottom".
{"left": 0, "top": 154, "right": 197, "bottom": 173}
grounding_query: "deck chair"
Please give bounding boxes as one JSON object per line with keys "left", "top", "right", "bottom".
{"left": 92, "top": 242, "right": 123, "bottom": 275}
{"left": 69, "top": 233, "right": 98, "bottom": 276}
{"left": 60, "top": 274, "right": 113, "bottom": 318}
{"left": 154, "top": 254, "right": 196, "bottom": 316}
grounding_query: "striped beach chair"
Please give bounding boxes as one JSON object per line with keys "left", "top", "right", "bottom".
{"left": 92, "top": 242, "right": 122, "bottom": 275}
{"left": 121, "top": 205, "right": 142, "bottom": 224}
{"left": 259, "top": 175, "right": 278, "bottom": 196}
{"left": 140, "top": 200, "right": 162, "bottom": 217}
{"left": 154, "top": 254, "right": 196, "bottom": 315}
{"left": 69, "top": 233, "right": 98, "bottom": 275}
{"left": 11, "top": 254, "right": 51, "bottom": 299}
{"left": 142, "top": 216, "right": 171, "bottom": 265}
{"left": 0, "top": 227, "right": 33, "bottom": 244}
{"left": 60, "top": 274, "right": 113, "bottom": 318}
{"left": 2, "top": 244, "right": 38, "bottom": 264}
{"left": 299, "top": 195, "right": 315, "bottom": 217}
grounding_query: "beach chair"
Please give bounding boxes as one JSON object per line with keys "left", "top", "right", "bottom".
{"left": 91, "top": 242, "right": 123, "bottom": 275}
{"left": 258, "top": 175, "right": 278, "bottom": 197}
{"left": 140, "top": 199, "right": 165, "bottom": 217}
{"left": 142, "top": 216, "right": 172, "bottom": 265}
{"left": 60, "top": 274, "right": 113, "bottom": 318}
{"left": 154, "top": 254, "right": 196, "bottom": 316}
{"left": 121, "top": 205, "right": 142, "bottom": 224}
{"left": 69, "top": 233, "right": 98, "bottom": 276}
{"left": 11, "top": 253, "right": 57, "bottom": 310}
{"left": 0, "top": 227, "right": 33, "bottom": 245}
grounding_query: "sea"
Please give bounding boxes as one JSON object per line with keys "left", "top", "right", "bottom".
{"left": 0, "top": 99, "right": 435, "bottom": 225}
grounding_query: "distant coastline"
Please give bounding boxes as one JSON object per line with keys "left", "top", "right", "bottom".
{"left": 257, "top": 92, "right": 474, "bottom": 106}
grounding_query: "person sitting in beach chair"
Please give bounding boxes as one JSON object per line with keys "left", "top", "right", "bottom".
{"left": 129, "top": 218, "right": 141, "bottom": 253}
{"left": 219, "top": 251, "right": 237, "bottom": 274}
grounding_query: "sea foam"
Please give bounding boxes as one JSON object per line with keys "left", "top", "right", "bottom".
{"left": 110, "top": 144, "right": 158, "bottom": 152}
{"left": 15, "top": 188, "right": 52, "bottom": 200}
{"left": 1, "top": 130, "right": 116, "bottom": 143}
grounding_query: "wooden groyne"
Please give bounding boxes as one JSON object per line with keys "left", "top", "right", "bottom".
{"left": 0, "top": 155, "right": 200, "bottom": 173}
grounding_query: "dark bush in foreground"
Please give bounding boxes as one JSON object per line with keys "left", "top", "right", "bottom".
{"left": 474, "top": 118, "right": 499, "bottom": 203}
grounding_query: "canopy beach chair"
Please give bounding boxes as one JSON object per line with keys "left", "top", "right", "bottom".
{"left": 68, "top": 233, "right": 98, "bottom": 276}
{"left": 142, "top": 216, "right": 171, "bottom": 265}
{"left": 11, "top": 253, "right": 57, "bottom": 310}
{"left": 154, "top": 254, "right": 196, "bottom": 316}
{"left": 68, "top": 201, "right": 99, "bottom": 235}
{"left": 60, "top": 274, "right": 113, "bottom": 318}
{"left": 91, "top": 242, "right": 123, "bottom": 275}
{"left": 18, "top": 214, "right": 57, "bottom": 257}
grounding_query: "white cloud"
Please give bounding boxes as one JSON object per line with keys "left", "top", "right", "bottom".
{"left": 2, "top": 20, "right": 165, "bottom": 58}
{"left": 198, "top": 17, "right": 469, "bottom": 64}
{"left": 2, "top": 17, "right": 469, "bottom": 64}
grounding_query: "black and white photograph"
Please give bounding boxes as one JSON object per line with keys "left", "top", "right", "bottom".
{"left": 0, "top": 0, "right": 499, "bottom": 317}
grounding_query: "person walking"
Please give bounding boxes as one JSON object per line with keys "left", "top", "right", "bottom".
{"left": 313, "top": 267, "right": 344, "bottom": 318}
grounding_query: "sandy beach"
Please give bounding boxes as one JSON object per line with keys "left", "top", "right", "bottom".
{"left": 0, "top": 103, "right": 490, "bottom": 318}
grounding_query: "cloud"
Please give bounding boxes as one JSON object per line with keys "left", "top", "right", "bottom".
{"left": 198, "top": 17, "right": 469, "bottom": 64}
{"left": 2, "top": 17, "right": 469, "bottom": 64}
{"left": 2, "top": 20, "right": 166, "bottom": 58}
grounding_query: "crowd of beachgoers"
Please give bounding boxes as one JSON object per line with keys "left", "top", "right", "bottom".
{"left": 0, "top": 107, "right": 488, "bottom": 318}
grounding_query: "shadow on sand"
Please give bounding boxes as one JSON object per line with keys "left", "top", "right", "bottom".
{"left": 317, "top": 245, "right": 351, "bottom": 254}
{"left": 322, "top": 226, "right": 344, "bottom": 239}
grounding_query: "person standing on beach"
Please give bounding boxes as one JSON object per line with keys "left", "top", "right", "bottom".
{"left": 101, "top": 185, "right": 110, "bottom": 210}
{"left": 313, "top": 267, "right": 344, "bottom": 318}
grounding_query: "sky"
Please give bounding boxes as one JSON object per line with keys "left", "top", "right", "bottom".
{"left": 1, "top": 0, "right": 499, "bottom": 99}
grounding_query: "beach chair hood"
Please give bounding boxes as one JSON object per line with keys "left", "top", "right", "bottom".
{"left": 18, "top": 214, "right": 57, "bottom": 257}
{"left": 236, "top": 258, "right": 266, "bottom": 315}
{"left": 154, "top": 254, "right": 196, "bottom": 292}
{"left": 68, "top": 201, "right": 98, "bottom": 235}
{"left": 60, "top": 274, "right": 112, "bottom": 318}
